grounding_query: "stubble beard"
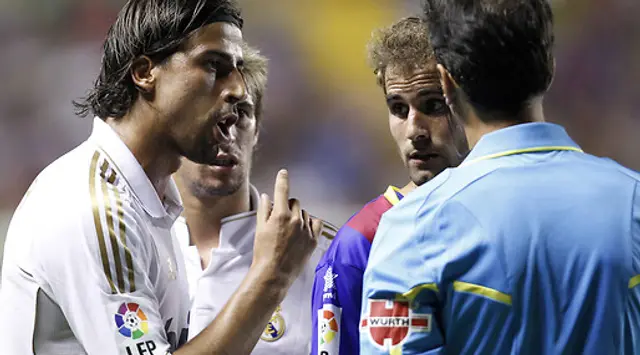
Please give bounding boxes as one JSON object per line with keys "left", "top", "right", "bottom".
{"left": 190, "top": 170, "right": 246, "bottom": 198}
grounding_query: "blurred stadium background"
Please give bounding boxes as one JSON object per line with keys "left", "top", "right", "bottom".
{"left": 0, "top": 0, "right": 639, "bottom": 274}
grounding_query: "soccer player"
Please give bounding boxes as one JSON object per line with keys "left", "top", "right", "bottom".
{"left": 172, "top": 42, "right": 337, "bottom": 354}
{"left": 360, "top": 0, "right": 640, "bottom": 354}
{"left": 311, "top": 17, "right": 468, "bottom": 355}
{"left": 0, "top": 1, "right": 323, "bottom": 354}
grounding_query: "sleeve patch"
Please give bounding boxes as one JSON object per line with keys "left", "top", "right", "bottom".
{"left": 318, "top": 304, "right": 342, "bottom": 354}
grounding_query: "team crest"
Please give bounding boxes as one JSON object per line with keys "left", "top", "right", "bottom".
{"left": 360, "top": 299, "right": 431, "bottom": 350}
{"left": 261, "top": 305, "right": 286, "bottom": 342}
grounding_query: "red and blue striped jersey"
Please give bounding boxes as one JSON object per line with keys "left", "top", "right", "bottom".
{"left": 310, "top": 186, "right": 403, "bottom": 355}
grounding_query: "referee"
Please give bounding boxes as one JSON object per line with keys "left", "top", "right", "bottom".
{"left": 360, "top": 0, "right": 640, "bottom": 354}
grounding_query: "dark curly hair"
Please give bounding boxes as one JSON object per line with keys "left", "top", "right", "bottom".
{"left": 424, "top": 0, "right": 555, "bottom": 120}
{"left": 74, "top": 0, "right": 243, "bottom": 119}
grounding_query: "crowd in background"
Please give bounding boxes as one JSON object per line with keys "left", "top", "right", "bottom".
{"left": 1, "top": 0, "right": 638, "bottom": 264}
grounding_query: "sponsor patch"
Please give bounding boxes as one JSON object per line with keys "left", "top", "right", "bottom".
{"left": 360, "top": 299, "right": 431, "bottom": 351}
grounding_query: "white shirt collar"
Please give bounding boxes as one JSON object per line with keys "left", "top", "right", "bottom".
{"left": 176, "top": 184, "right": 260, "bottom": 252}
{"left": 88, "top": 117, "right": 183, "bottom": 220}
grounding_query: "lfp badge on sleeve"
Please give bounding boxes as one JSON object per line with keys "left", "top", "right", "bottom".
{"left": 360, "top": 299, "right": 431, "bottom": 351}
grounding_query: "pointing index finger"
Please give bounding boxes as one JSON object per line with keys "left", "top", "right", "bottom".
{"left": 273, "top": 169, "right": 290, "bottom": 213}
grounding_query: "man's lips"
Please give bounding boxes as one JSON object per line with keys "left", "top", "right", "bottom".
{"left": 408, "top": 151, "right": 440, "bottom": 161}
{"left": 210, "top": 152, "right": 238, "bottom": 167}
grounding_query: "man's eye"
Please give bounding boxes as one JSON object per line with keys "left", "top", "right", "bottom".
{"left": 390, "top": 103, "right": 409, "bottom": 118}
{"left": 420, "top": 98, "right": 448, "bottom": 115}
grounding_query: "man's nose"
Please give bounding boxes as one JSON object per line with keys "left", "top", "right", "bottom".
{"left": 406, "top": 107, "right": 431, "bottom": 145}
{"left": 213, "top": 113, "right": 238, "bottom": 145}
{"left": 221, "top": 69, "right": 247, "bottom": 105}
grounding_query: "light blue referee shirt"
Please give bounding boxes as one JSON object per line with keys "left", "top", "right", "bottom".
{"left": 360, "top": 122, "right": 640, "bottom": 355}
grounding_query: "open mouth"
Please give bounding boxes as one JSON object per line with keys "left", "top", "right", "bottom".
{"left": 409, "top": 152, "right": 440, "bottom": 161}
{"left": 211, "top": 154, "right": 238, "bottom": 167}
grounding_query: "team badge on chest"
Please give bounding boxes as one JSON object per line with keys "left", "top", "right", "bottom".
{"left": 261, "top": 305, "right": 286, "bottom": 342}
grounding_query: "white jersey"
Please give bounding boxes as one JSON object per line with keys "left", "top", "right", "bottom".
{"left": 0, "top": 117, "right": 190, "bottom": 355}
{"left": 173, "top": 186, "right": 337, "bottom": 355}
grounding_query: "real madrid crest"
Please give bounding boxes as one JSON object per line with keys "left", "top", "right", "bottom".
{"left": 261, "top": 305, "right": 286, "bottom": 342}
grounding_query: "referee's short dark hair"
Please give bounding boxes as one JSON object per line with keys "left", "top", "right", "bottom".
{"left": 424, "top": 0, "right": 555, "bottom": 120}
{"left": 74, "top": 0, "right": 243, "bottom": 120}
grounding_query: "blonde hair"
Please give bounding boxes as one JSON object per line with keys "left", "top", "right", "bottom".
{"left": 241, "top": 42, "right": 268, "bottom": 120}
{"left": 367, "top": 16, "right": 435, "bottom": 89}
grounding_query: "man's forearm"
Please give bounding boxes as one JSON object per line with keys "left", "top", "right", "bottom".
{"left": 174, "top": 262, "right": 289, "bottom": 355}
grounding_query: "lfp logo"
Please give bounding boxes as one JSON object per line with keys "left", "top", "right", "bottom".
{"left": 360, "top": 299, "right": 431, "bottom": 350}
{"left": 115, "top": 303, "right": 149, "bottom": 340}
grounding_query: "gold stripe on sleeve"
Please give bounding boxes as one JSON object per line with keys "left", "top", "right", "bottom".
{"left": 113, "top": 187, "right": 136, "bottom": 293}
{"left": 89, "top": 151, "right": 117, "bottom": 294}
{"left": 101, "top": 180, "right": 125, "bottom": 293}
{"left": 100, "top": 161, "right": 125, "bottom": 293}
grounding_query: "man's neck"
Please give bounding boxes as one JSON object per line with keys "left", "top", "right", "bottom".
{"left": 105, "top": 106, "right": 180, "bottom": 200}
{"left": 464, "top": 97, "right": 546, "bottom": 149}
{"left": 180, "top": 182, "right": 252, "bottom": 263}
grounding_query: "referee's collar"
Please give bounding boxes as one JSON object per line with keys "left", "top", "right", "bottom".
{"left": 89, "top": 117, "right": 183, "bottom": 220}
{"left": 462, "top": 122, "right": 581, "bottom": 165}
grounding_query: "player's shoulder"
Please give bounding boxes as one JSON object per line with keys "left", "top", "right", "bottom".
{"left": 11, "top": 144, "right": 145, "bottom": 250}
{"left": 342, "top": 193, "right": 395, "bottom": 244}
{"left": 311, "top": 219, "right": 338, "bottom": 252}
{"left": 580, "top": 154, "right": 640, "bottom": 182}
{"left": 12, "top": 143, "right": 96, "bottom": 220}
{"left": 314, "top": 190, "right": 398, "bottom": 271}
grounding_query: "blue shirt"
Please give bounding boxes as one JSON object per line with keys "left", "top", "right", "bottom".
{"left": 360, "top": 122, "right": 640, "bottom": 355}
{"left": 311, "top": 187, "right": 403, "bottom": 355}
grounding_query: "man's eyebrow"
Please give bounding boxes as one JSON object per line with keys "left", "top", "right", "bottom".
{"left": 385, "top": 94, "right": 403, "bottom": 103}
{"left": 200, "top": 49, "right": 243, "bottom": 67}
{"left": 417, "top": 87, "right": 444, "bottom": 96}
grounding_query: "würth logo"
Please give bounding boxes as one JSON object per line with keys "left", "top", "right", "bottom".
{"left": 360, "top": 299, "right": 431, "bottom": 350}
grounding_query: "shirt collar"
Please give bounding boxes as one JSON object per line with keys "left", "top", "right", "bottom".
{"left": 177, "top": 184, "right": 261, "bottom": 250}
{"left": 462, "top": 122, "right": 583, "bottom": 166}
{"left": 89, "top": 117, "right": 183, "bottom": 220}
{"left": 383, "top": 186, "right": 404, "bottom": 206}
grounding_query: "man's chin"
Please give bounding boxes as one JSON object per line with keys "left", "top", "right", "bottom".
{"left": 410, "top": 170, "right": 437, "bottom": 187}
{"left": 191, "top": 179, "right": 242, "bottom": 198}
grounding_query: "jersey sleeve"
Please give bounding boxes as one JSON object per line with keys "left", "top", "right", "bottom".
{"left": 311, "top": 225, "right": 371, "bottom": 355}
{"left": 30, "top": 187, "right": 175, "bottom": 355}
{"left": 362, "top": 198, "right": 511, "bottom": 354}
{"left": 360, "top": 202, "right": 445, "bottom": 354}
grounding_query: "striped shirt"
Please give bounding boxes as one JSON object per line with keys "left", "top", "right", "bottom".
{"left": 0, "top": 117, "right": 190, "bottom": 354}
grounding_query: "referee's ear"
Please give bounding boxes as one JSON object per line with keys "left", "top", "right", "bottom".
{"left": 437, "top": 64, "right": 457, "bottom": 108}
{"left": 547, "top": 57, "right": 556, "bottom": 91}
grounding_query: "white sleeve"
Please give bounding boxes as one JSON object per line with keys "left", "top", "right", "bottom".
{"left": 31, "top": 189, "right": 174, "bottom": 355}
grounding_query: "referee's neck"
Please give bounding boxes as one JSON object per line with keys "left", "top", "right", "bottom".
{"left": 464, "top": 96, "right": 545, "bottom": 149}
